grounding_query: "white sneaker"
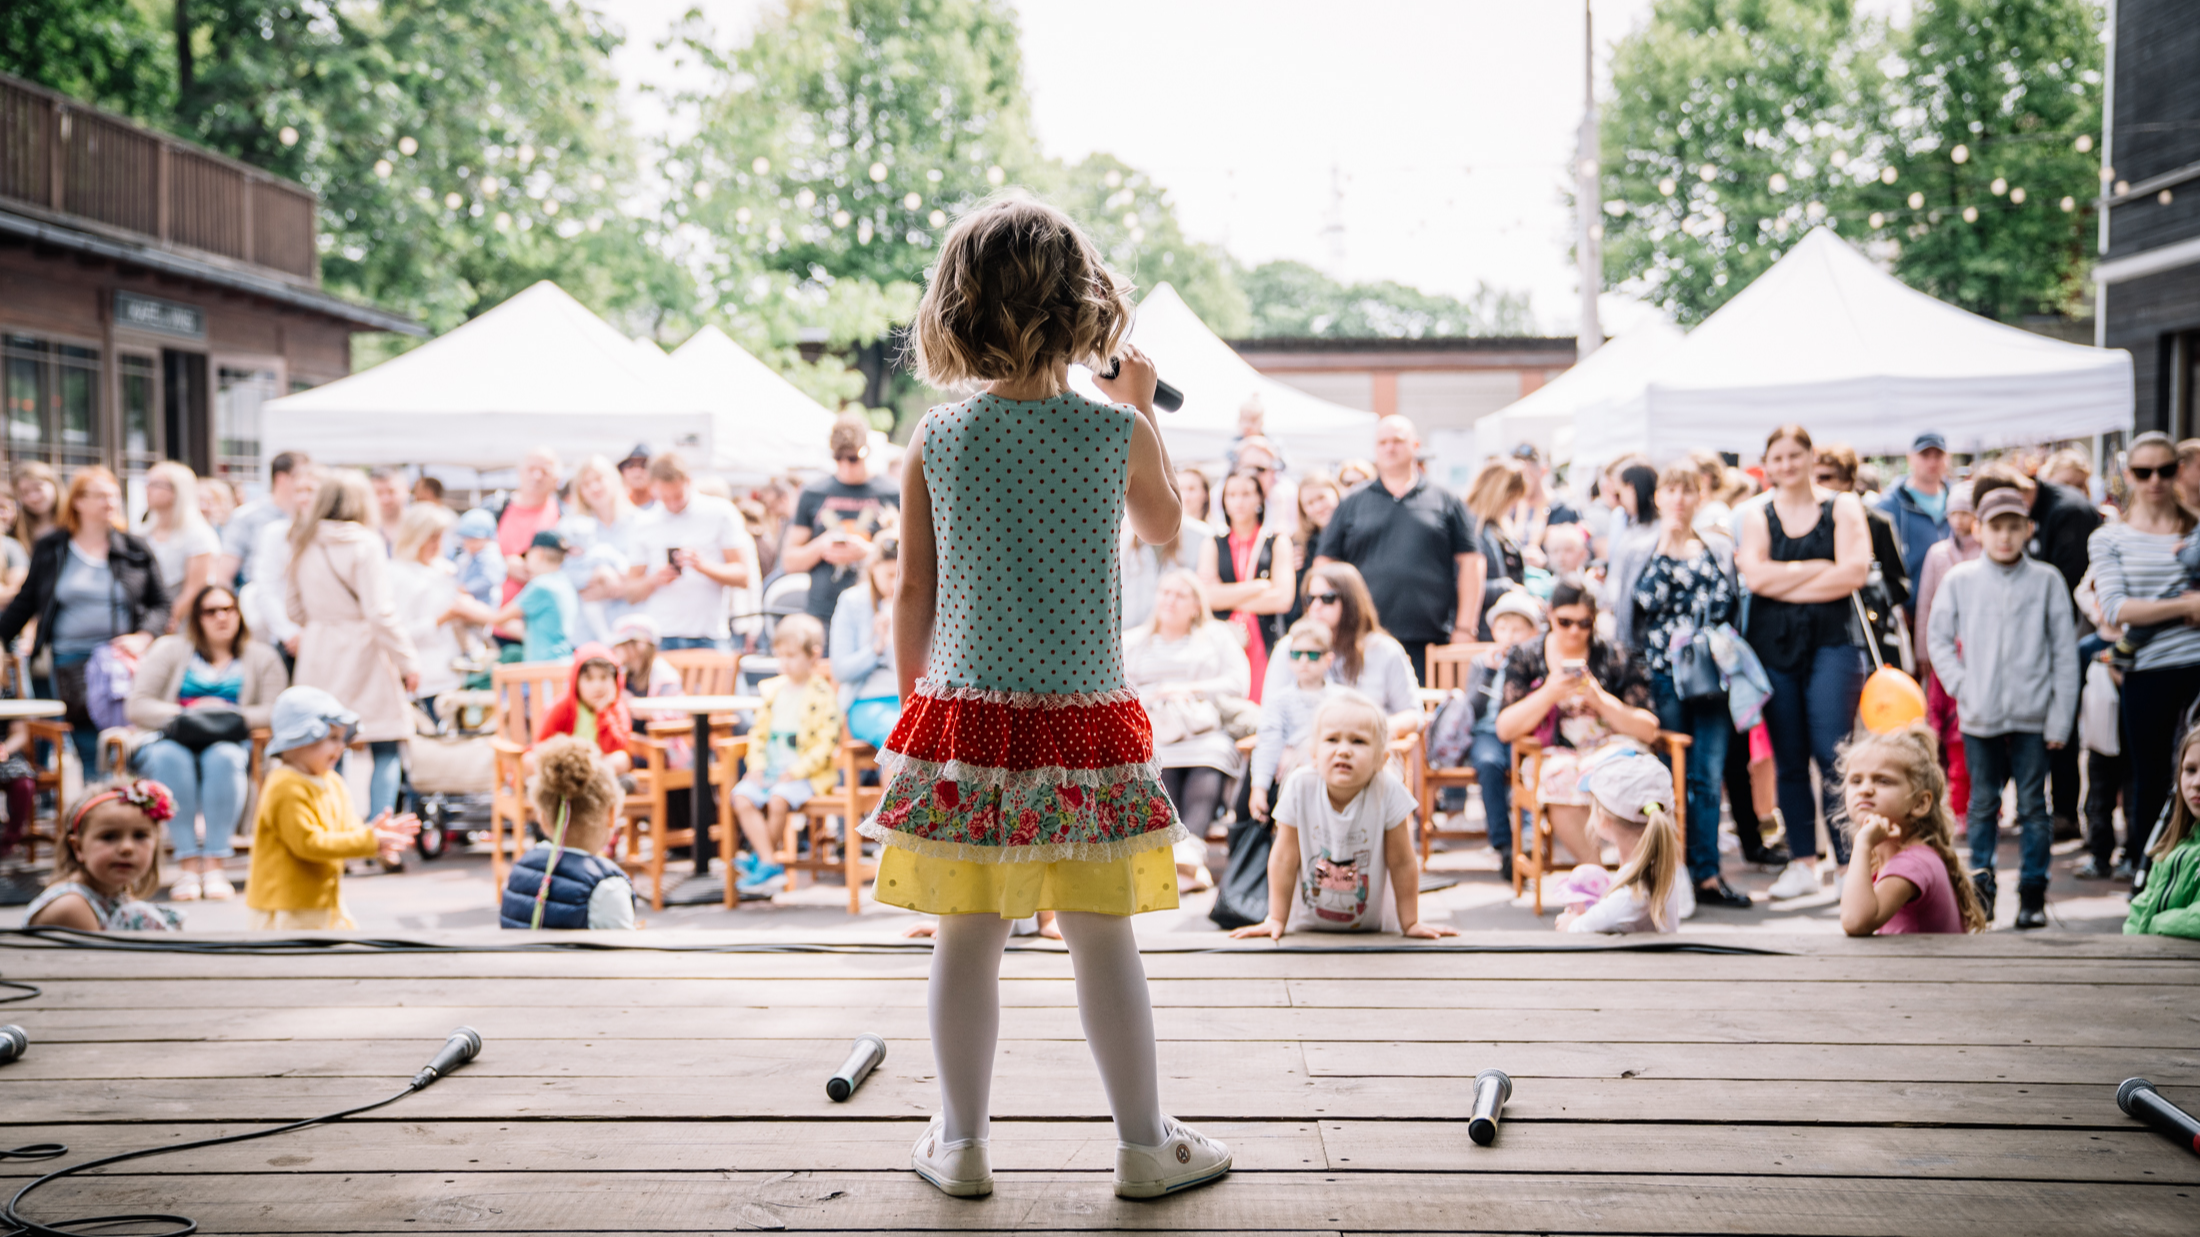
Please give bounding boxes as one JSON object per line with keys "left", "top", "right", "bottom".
{"left": 1115, "top": 1116, "right": 1231, "bottom": 1199}
{"left": 909, "top": 1115, "right": 991, "bottom": 1198}
{"left": 1766, "top": 861, "right": 1823, "bottom": 900}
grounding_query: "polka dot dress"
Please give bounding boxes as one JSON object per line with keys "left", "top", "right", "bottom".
{"left": 859, "top": 392, "right": 1187, "bottom": 918}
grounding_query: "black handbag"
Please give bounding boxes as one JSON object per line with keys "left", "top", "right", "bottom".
{"left": 1671, "top": 629, "right": 1724, "bottom": 702}
{"left": 1208, "top": 813, "right": 1275, "bottom": 930}
{"left": 162, "top": 707, "right": 249, "bottom": 752}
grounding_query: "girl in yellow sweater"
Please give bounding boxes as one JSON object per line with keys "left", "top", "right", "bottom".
{"left": 244, "top": 686, "right": 418, "bottom": 930}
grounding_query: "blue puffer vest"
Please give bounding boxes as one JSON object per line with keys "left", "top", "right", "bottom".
{"left": 499, "top": 847, "right": 625, "bottom": 929}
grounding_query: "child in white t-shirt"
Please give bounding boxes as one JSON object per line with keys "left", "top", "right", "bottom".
{"left": 1231, "top": 692, "right": 1459, "bottom": 939}
{"left": 1556, "top": 751, "right": 1689, "bottom": 934}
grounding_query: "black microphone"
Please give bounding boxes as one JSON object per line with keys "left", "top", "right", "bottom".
{"left": 411, "top": 1027, "right": 482, "bottom": 1090}
{"left": 0, "top": 1024, "right": 24, "bottom": 1066}
{"left": 1469, "top": 1069, "right": 1512, "bottom": 1146}
{"left": 1095, "top": 357, "right": 1184, "bottom": 413}
{"left": 827, "top": 1033, "right": 887, "bottom": 1101}
{"left": 2118, "top": 1077, "right": 2200, "bottom": 1157}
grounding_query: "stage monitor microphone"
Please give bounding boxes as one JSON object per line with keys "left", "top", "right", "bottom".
{"left": 1095, "top": 357, "right": 1184, "bottom": 413}
{"left": 2118, "top": 1077, "right": 2200, "bottom": 1157}
{"left": 1469, "top": 1069, "right": 1512, "bottom": 1147}
{"left": 411, "top": 1027, "right": 482, "bottom": 1091}
{"left": 827, "top": 1033, "right": 887, "bottom": 1101}
{"left": 0, "top": 1024, "right": 24, "bottom": 1065}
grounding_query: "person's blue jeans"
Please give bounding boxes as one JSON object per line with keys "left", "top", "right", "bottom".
{"left": 134, "top": 738, "right": 250, "bottom": 860}
{"left": 1650, "top": 671, "right": 1731, "bottom": 885}
{"left": 661, "top": 636, "right": 729, "bottom": 652}
{"left": 1965, "top": 730, "right": 2051, "bottom": 891}
{"left": 1759, "top": 644, "right": 1866, "bottom": 863}
{"left": 343, "top": 740, "right": 405, "bottom": 820}
{"left": 1468, "top": 727, "right": 1517, "bottom": 854}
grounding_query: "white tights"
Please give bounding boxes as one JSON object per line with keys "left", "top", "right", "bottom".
{"left": 929, "top": 911, "right": 1164, "bottom": 1147}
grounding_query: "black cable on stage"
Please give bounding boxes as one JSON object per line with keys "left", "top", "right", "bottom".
{"left": 0, "top": 926, "right": 1787, "bottom": 957}
{"left": 0, "top": 980, "right": 36, "bottom": 1005}
{"left": 1, "top": 1029, "right": 480, "bottom": 1237}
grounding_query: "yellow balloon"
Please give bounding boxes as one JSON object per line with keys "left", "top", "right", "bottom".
{"left": 1858, "top": 667, "right": 1927, "bottom": 733}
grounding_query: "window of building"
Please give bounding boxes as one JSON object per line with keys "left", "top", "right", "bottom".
{"left": 215, "top": 365, "right": 279, "bottom": 483}
{"left": 119, "top": 352, "right": 160, "bottom": 477}
{"left": 2, "top": 333, "right": 102, "bottom": 471}
{"left": 2168, "top": 330, "right": 2200, "bottom": 441}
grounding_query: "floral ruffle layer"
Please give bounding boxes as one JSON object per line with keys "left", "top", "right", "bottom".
{"left": 857, "top": 682, "right": 1190, "bottom": 864}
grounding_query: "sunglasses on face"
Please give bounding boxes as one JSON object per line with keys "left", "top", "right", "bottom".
{"left": 1288, "top": 648, "right": 1327, "bottom": 661}
{"left": 199, "top": 604, "right": 238, "bottom": 617}
{"left": 1552, "top": 615, "right": 1592, "bottom": 630}
{"left": 1307, "top": 591, "right": 1341, "bottom": 606}
{"left": 2133, "top": 461, "right": 2181, "bottom": 482}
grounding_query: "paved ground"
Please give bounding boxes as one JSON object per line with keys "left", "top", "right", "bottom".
{"left": 113, "top": 816, "right": 2135, "bottom": 936}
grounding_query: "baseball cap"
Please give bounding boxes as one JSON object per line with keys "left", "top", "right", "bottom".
{"left": 267, "top": 687, "right": 359, "bottom": 757}
{"left": 1976, "top": 489, "right": 2031, "bottom": 523}
{"left": 455, "top": 508, "right": 496, "bottom": 539}
{"left": 1486, "top": 587, "right": 1545, "bottom": 631}
{"left": 1946, "top": 483, "right": 1974, "bottom": 516}
{"left": 529, "top": 530, "right": 569, "bottom": 553}
{"left": 1510, "top": 442, "right": 1542, "bottom": 464}
{"left": 1912, "top": 431, "right": 1948, "bottom": 452}
{"left": 612, "top": 614, "right": 662, "bottom": 647}
{"left": 618, "top": 443, "right": 652, "bottom": 469}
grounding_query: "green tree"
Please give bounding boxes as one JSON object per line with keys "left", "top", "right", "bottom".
{"left": 1041, "top": 154, "right": 1249, "bottom": 336}
{"left": 0, "top": 0, "right": 174, "bottom": 118}
{"left": 1240, "top": 260, "right": 1535, "bottom": 337}
{"left": 1599, "top": 0, "right": 2103, "bottom": 324}
{"left": 1859, "top": 0, "right": 2103, "bottom": 320}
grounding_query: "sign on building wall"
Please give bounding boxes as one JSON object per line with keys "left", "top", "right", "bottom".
{"left": 114, "top": 292, "right": 206, "bottom": 341}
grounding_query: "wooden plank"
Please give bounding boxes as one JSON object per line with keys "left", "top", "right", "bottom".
{"left": 7, "top": 1075, "right": 2189, "bottom": 1127}
{"left": 8, "top": 1170, "right": 2189, "bottom": 1234}
{"left": 1301, "top": 1040, "right": 2200, "bottom": 1085}
{"left": 7, "top": 1121, "right": 2190, "bottom": 1186}
{"left": 16, "top": 974, "right": 2194, "bottom": 1013}
{"left": 9, "top": 946, "right": 2196, "bottom": 985}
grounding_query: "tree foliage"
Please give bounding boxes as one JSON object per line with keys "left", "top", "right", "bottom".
{"left": 1240, "top": 261, "right": 1538, "bottom": 338}
{"left": 1600, "top": 0, "right": 2102, "bottom": 324}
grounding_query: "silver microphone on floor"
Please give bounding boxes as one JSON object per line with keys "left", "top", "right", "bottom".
{"left": 410, "top": 1027, "right": 482, "bottom": 1090}
{"left": 2119, "top": 1078, "right": 2200, "bottom": 1157}
{"left": 1469, "top": 1069, "right": 1512, "bottom": 1146}
{"left": 827, "top": 1033, "right": 887, "bottom": 1101}
{"left": 0, "top": 1024, "right": 24, "bottom": 1065}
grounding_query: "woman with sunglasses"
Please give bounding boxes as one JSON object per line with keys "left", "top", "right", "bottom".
{"left": 1736, "top": 423, "right": 1873, "bottom": 900}
{"left": 122, "top": 583, "right": 290, "bottom": 901}
{"left": 1494, "top": 575, "right": 1662, "bottom": 872}
{"left": 1271, "top": 562, "right": 1423, "bottom": 735}
{"left": 2087, "top": 431, "right": 2200, "bottom": 862}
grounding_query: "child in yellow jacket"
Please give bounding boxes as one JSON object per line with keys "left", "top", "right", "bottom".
{"left": 245, "top": 687, "right": 419, "bottom": 930}
{"left": 727, "top": 614, "right": 840, "bottom": 896}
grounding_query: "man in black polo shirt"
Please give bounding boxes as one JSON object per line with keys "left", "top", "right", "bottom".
{"left": 1314, "top": 415, "right": 1483, "bottom": 684}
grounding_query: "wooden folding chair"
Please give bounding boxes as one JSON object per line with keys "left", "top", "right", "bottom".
{"left": 750, "top": 723, "right": 882, "bottom": 913}
{"left": 486, "top": 660, "right": 574, "bottom": 889}
{"left": 2, "top": 654, "right": 70, "bottom": 866}
{"left": 1413, "top": 643, "right": 1498, "bottom": 864}
{"left": 658, "top": 648, "right": 739, "bottom": 696}
{"left": 1510, "top": 730, "right": 1692, "bottom": 915}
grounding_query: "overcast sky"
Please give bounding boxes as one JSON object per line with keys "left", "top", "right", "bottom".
{"left": 607, "top": 0, "right": 1911, "bottom": 335}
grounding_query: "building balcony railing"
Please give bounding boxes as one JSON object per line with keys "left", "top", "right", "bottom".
{"left": 0, "top": 71, "right": 318, "bottom": 284}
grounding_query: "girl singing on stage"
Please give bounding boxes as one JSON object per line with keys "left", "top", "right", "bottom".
{"left": 859, "top": 195, "right": 1231, "bottom": 1201}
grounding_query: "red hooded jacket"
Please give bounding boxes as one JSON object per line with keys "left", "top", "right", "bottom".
{"left": 535, "top": 643, "right": 635, "bottom": 758}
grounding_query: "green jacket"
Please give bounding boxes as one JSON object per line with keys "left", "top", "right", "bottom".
{"left": 2125, "top": 834, "right": 2200, "bottom": 939}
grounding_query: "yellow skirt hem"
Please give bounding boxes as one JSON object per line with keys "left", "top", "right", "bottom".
{"left": 873, "top": 843, "right": 1179, "bottom": 919}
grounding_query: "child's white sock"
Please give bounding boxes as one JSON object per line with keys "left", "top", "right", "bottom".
{"left": 1054, "top": 910, "right": 1165, "bottom": 1147}
{"left": 929, "top": 913, "right": 1013, "bottom": 1143}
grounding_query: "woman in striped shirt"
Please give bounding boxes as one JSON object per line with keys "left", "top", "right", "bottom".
{"left": 2087, "top": 432, "right": 2200, "bottom": 852}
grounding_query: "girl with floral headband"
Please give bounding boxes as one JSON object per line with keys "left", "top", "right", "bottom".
{"left": 22, "top": 780, "right": 184, "bottom": 931}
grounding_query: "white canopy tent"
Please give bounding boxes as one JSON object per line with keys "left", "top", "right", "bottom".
{"left": 1473, "top": 319, "right": 1683, "bottom": 467}
{"left": 1067, "top": 282, "right": 1377, "bottom": 464}
{"left": 262, "top": 281, "right": 718, "bottom": 471}
{"left": 1571, "top": 228, "right": 2132, "bottom": 472}
{"left": 665, "top": 325, "right": 841, "bottom": 479}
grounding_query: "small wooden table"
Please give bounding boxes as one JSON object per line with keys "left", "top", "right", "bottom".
{"left": 641, "top": 695, "right": 762, "bottom": 882}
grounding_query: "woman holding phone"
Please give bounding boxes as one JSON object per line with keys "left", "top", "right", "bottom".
{"left": 1495, "top": 575, "right": 1661, "bottom": 870}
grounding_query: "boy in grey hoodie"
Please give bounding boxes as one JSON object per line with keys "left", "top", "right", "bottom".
{"left": 1925, "top": 489, "right": 2079, "bottom": 929}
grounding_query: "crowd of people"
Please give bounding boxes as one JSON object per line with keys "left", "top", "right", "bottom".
{"left": 9, "top": 398, "right": 2200, "bottom": 940}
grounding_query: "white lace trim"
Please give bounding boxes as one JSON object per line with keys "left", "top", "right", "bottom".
{"left": 856, "top": 818, "right": 1191, "bottom": 866}
{"left": 914, "top": 682, "right": 1139, "bottom": 708}
{"left": 877, "top": 748, "right": 1161, "bottom": 789}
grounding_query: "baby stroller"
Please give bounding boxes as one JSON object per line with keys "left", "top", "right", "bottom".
{"left": 404, "top": 699, "right": 496, "bottom": 859}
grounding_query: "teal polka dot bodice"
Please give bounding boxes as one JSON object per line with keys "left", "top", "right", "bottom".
{"left": 920, "top": 392, "right": 1132, "bottom": 696}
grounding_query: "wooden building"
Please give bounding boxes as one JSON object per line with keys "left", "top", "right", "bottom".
{"left": 0, "top": 71, "right": 419, "bottom": 492}
{"left": 1226, "top": 334, "right": 1576, "bottom": 434}
{"left": 2097, "top": 0, "right": 2200, "bottom": 436}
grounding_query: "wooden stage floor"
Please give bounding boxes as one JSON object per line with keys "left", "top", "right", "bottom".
{"left": 2, "top": 929, "right": 2197, "bottom": 1235}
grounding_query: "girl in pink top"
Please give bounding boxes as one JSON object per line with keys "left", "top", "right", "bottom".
{"left": 1838, "top": 724, "right": 1988, "bottom": 935}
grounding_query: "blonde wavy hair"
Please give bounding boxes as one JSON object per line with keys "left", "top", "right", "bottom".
{"left": 910, "top": 195, "right": 1135, "bottom": 389}
{"left": 1837, "top": 724, "right": 1989, "bottom": 933}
